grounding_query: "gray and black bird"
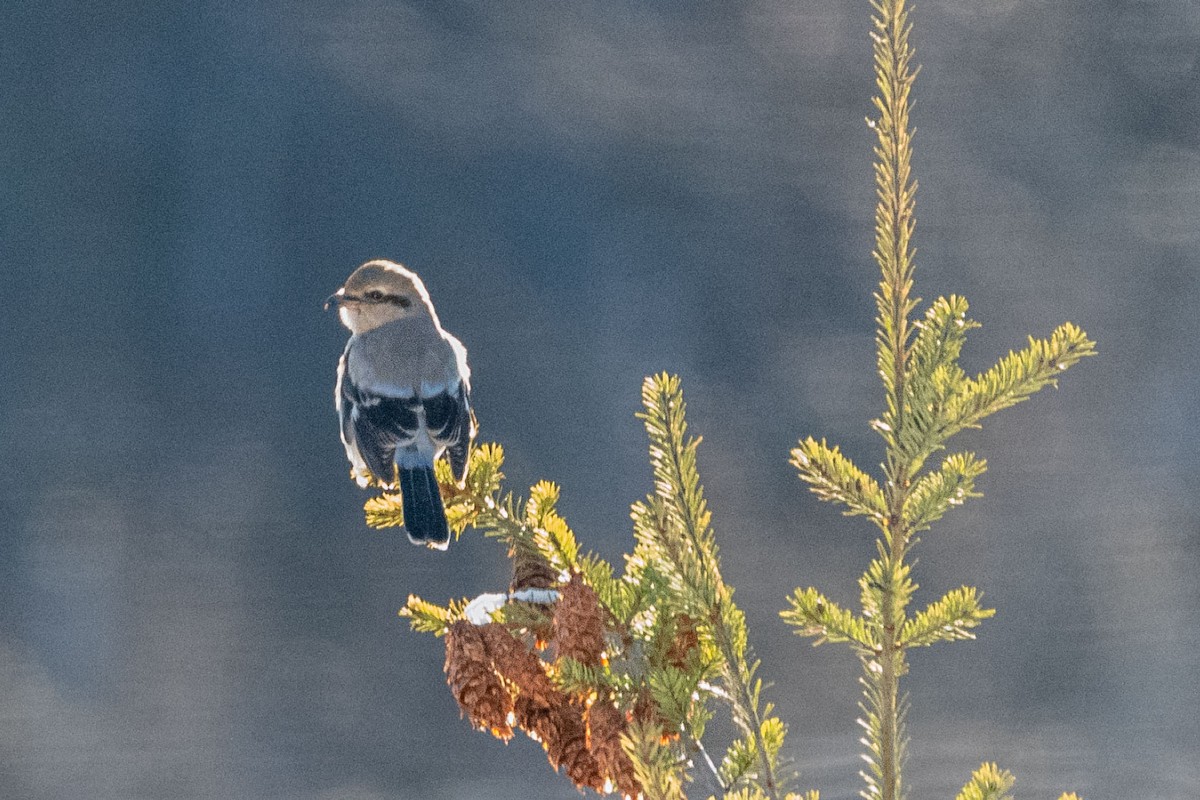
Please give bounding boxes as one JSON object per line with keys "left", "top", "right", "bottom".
{"left": 326, "top": 260, "right": 473, "bottom": 549}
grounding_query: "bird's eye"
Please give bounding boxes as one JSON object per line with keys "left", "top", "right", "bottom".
{"left": 365, "top": 290, "right": 384, "bottom": 301}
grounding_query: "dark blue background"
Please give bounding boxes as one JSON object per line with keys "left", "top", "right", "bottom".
{"left": 3, "top": 2, "right": 1198, "bottom": 798}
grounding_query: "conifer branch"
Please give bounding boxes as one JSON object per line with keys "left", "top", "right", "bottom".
{"left": 720, "top": 791, "right": 819, "bottom": 800}
{"left": 907, "top": 296, "right": 975, "bottom": 388}
{"left": 639, "top": 374, "right": 723, "bottom": 611}
{"left": 639, "top": 373, "right": 787, "bottom": 800}
{"left": 781, "top": 588, "right": 876, "bottom": 651}
{"left": 782, "top": 0, "right": 1093, "bottom": 789}
{"left": 954, "top": 763, "right": 1015, "bottom": 800}
{"left": 791, "top": 439, "right": 888, "bottom": 526}
{"left": 721, "top": 734, "right": 759, "bottom": 789}
{"left": 945, "top": 323, "right": 1096, "bottom": 434}
{"left": 363, "top": 443, "right": 507, "bottom": 533}
{"left": 648, "top": 665, "right": 703, "bottom": 732}
{"left": 521, "top": 481, "right": 582, "bottom": 576}
{"left": 399, "top": 595, "right": 470, "bottom": 635}
{"left": 881, "top": 296, "right": 974, "bottom": 472}
{"left": 384, "top": 1, "right": 1100, "bottom": 794}
{"left": 622, "top": 721, "right": 688, "bottom": 800}
{"left": 903, "top": 452, "right": 986, "bottom": 532}
{"left": 871, "top": 0, "right": 920, "bottom": 478}
{"left": 719, "top": 714, "right": 788, "bottom": 797}
{"left": 867, "top": 2, "right": 919, "bottom": 797}
{"left": 899, "top": 587, "right": 994, "bottom": 648}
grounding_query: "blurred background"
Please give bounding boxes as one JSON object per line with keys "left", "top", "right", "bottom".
{"left": 2, "top": 1, "right": 1197, "bottom": 798}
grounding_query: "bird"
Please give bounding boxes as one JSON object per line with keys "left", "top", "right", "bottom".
{"left": 326, "top": 259, "right": 473, "bottom": 549}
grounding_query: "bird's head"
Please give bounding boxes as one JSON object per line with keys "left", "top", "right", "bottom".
{"left": 325, "top": 260, "right": 436, "bottom": 334}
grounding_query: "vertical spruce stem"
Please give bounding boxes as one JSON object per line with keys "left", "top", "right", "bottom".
{"left": 872, "top": 0, "right": 918, "bottom": 798}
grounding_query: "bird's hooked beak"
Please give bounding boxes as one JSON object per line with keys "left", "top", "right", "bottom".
{"left": 323, "top": 288, "right": 356, "bottom": 310}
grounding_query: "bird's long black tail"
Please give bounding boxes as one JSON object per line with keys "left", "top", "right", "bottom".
{"left": 399, "top": 465, "right": 450, "bottom": 549}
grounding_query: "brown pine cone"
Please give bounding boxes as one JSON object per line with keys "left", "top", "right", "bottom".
{"left": 444, "top": 621, "right": 513, "bottom": 740}
{"left": 513, "top": 694, "right": 557, "bottom": 746}
{"left": 478, "top": 622, "right": 561, "bottom": 707}
{"left": 510, "top": 544, "right": 558, "bottom": 593}
{"left": 586, "top": 699, "right": 642, "bottom": 798}
{"left": 548, "top": 701, "right": 604, "bottom": 792}
{"left": 553, "top": 573, "right": 606, "bottom": 667}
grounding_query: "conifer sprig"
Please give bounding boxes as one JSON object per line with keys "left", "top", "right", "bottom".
{"left": 622, "top": 721, "right": 686, "bottom": 800}
{"left": 899, "top": 586, "right": 994, "bottom": 648}
{"left": 781, "top": 588, "right": 876, "bottom": 652}
{"left": 638, "top": 373, "right": 789, "bottom": 800}
{"left": 781, "top": 2, "right": 1093, "bottom": 800}
{"left": 871, "top": 0, "right": 920, "bottom": 480}
{"left": 401, "top": 595, "right": 471, "bottom": 636}
{"left": 903, "top": 452, "right": 986, "bottom": 533}
{"left": 867, "top": 8, "right": 923, "bottom": 786}
{"left": 791, "top": 439, "right": 888, "bottom": 527}
{"left": 954, "top": 763, "right": 1016, "bottom": 800}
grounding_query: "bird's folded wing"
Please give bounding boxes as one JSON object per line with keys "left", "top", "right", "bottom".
{"left": 423, "top": 381, "right": 473, "bottom": 481}
{"left": 339, "top": 357, "right": 420, "bottom": 484}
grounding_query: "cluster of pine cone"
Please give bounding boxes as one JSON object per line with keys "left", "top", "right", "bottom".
{"left": 443, "top": 573, "right": 641, "bottom": 797}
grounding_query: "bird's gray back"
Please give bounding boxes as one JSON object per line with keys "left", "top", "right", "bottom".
{"left": 346, "top": 317, "right": 463, "bottom": 398}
